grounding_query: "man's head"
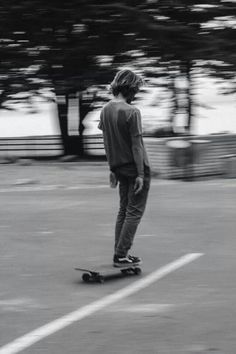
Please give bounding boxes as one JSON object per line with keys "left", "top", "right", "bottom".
{"left": 110, "top": 69, "right": 144, "bottom": 103}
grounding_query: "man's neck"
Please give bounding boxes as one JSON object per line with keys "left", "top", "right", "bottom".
{"left": 113, "top": 94, "right": 127, "bottom": 103}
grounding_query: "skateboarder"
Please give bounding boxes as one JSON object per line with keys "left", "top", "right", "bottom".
{"left": 98, "top": 69, "right": 151, "bottom": 267}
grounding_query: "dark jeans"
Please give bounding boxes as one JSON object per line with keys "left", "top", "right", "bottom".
{"left": 114, "top": 168, "right": 151, "bottom": 257}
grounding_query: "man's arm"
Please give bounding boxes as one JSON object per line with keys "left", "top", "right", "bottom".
{"left": 103, "top": 134, "right": 118, "bottom": 188}
{"left": 128, "top": 109, "right": 145, "bottom": 194}
{"left": 98, "top": 113, "right": 117, "bottom": 189}
{"left": 98, "top": 110, "right": 110, "bottom": 166}
{"left": 131, "top": 135, "right": 144, "bottom": 178}
{"left": 131, "top": 135, "right": 144, "bottom": 194}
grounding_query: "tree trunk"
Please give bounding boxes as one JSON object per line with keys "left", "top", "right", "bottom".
{"left": 168, "top": 73, "right": 178, "bottom": 130}
{"left": 78, "top": 92, "right": 92, "bottom": 156}
{"left": 56, "top": 93, "right": 69, "bottom": 154}
{"left": 185, "top": 61, "right": 194, "bottom": 132}
{"left": 56, "top": 91, "right": 93, "bottom": 156}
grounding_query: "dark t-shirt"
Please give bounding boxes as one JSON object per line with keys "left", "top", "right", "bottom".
{"left": 98, "top": 100, "right": 149, "bottom": 174}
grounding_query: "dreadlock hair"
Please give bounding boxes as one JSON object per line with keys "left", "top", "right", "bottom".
{"left": 110, "top": 69, "right": 144, "bottom": 102}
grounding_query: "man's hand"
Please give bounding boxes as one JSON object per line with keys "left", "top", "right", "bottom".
{"left": 110, "top": 172, "right": 118, "bottom": 188}
{"left": 134, "top": 176, "right": 144, "bottom": 195}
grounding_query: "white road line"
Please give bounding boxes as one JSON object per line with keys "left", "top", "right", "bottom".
{"left": 0, "top": 185, "right": 108, "bottom": 193}
{"left": 67, "top": 185, "right": 108, "bottom": 190}
{"left": 0, "top": 253, "right": 203, "bottom": 354}
{"left": 137, "top": 234, "right": 157, "bottom": 238}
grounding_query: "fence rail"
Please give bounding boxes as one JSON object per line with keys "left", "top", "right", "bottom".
{"left": 0, "top": 135, "right": 64, "bottom": 158}
{"left": 144, "top": 134, "right": 236, "bottom": 179}
{"left": 83, "top": 135, "right": 105, "bottom": 155}
{"left": 1, "top": 134, "right": 236, "bottom": 179}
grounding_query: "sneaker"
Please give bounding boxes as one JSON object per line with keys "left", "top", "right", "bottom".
{"left": 113, "top": 255, "right": 138, "bottom": 268}
{"left": 128, "top": 254, "right": 142, "bottom": 264}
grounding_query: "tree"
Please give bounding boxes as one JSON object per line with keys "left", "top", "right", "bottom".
{"left": 0, "top": 28, "right": 51, "bottom": 111}
{"left": 1, "top": 0, "right": 236, "bottom": 148}
{"left": 137, "top": 0, "right": 236, "bottom": 132}
{"left": 1, "top": 0, "right": 152, "bottom": 154}
{"left": 111, "top": 0, "right": 236, "bottom": 132}
{"left": 203, "top": 1, "right": 236, "bottom": 98}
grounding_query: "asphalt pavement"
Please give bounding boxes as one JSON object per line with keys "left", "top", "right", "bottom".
{"left": 0, "top": 162, "right": 236, "bottom": 354}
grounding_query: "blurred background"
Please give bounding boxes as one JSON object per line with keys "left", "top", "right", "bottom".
{"left": 1, "top": 3, "right": 236, "bottom": 353}
{"left": 0, "top": 0, "right": 236, "bottom": 178}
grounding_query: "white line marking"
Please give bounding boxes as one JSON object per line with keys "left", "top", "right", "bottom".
{"left": 67, "top": 185, "right": 108, "bottom": 190}
{"left": 0, "top": 298, "right": 41, "bottom": 312}
{"left": 0, "top": 185, "right": 108, "bottom": 193}
{"left": 137, "top": 234, "right": 156, "bottom": 238}
{"left": 110, "top": 303, "right": 174, "bottom": 313}
{"left": 37, "top": 231, "right": 54, "bottom": 235}
{"left": 0, "top": 253, "right": 203, "bottom": 354}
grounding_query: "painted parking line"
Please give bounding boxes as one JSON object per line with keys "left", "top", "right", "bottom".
{"left": 0, "top": 253, "right": 203, "bottom": 354}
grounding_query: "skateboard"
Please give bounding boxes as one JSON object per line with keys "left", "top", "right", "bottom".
{"left": 75, "top": 263, "right": 142, "bottom": 283}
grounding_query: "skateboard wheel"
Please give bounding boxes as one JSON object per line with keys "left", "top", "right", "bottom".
{"left": 98, "top": 276, "right": 105, "bottom": 284}
{"left": 121, "top": 269, "right": 128, "bottom": 275}
{"left": 134, "top": 267, "right": 142, "bottom": 275}
{"left": 82, "top": 273, "right": 91, "bottom": 282}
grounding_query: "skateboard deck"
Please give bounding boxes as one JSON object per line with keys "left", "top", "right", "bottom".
{"left": 75, "top": 263, "right": 142, "bottom": 283}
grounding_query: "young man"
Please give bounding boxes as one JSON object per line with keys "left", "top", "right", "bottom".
{"left": 98, "top": 69, "right": 150, "bottom": 267}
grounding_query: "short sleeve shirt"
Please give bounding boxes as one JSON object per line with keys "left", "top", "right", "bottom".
{"left": 98, "top": 100, "right": 148, "bottom": 171}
